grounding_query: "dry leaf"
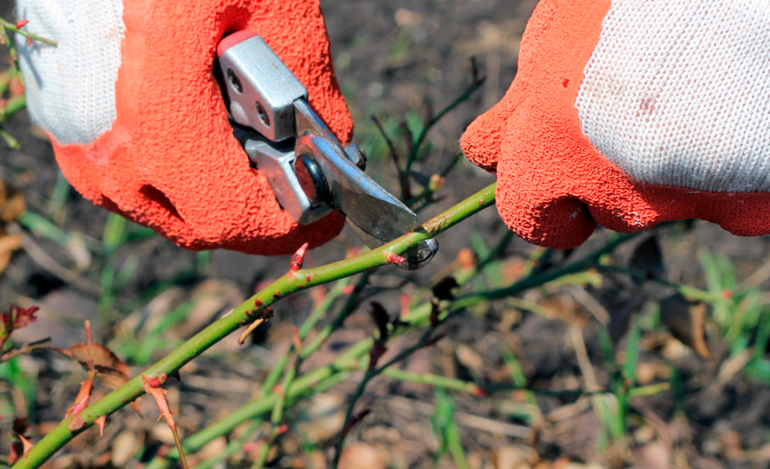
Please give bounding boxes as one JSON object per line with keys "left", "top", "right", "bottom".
{"left": 0, "top": 179, "right": 25, "bottom": 222}
{"left": 0, "top": 230, "right": 23, "bottom": 275}
{"left": 55, "top": 322, "right": 140, "bottom": 413}
{"left": 64, "top": 343, "right": 132, "bottom": 389}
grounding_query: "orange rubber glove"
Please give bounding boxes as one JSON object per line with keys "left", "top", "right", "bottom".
{"left": 15, "top": 0, "right": 352, "bottom": 255}
{"left": 461, "top": 0, "right": 770, "bottom": 249}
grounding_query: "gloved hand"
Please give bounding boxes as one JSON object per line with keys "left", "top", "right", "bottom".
{"left": 461, "top": 0, "right": 770, "bottom": 249}
{"left": 15, "top": 0, "right": 352, "bottom": 255}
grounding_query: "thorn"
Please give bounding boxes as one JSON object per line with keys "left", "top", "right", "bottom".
{"left": 15, "top": 19, "right": 29, "bottom": 29}
{"left": 95, "top": 415, "right": 107, "bottom": 437}
{"left": 18, "top": 435, "right": 33, "bottom": 455}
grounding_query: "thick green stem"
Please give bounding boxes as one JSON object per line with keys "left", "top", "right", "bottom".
{"left": 14, "top": 184, "right": 496, "bottom": 469}
{"left": 155, "top": 225, "right": 646, "bottom": 468}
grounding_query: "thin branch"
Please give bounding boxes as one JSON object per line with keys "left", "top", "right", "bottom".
{"left": 0, "top": 339, "right": 55, "bottom": 362}
{"left": 405, "top": 59, "right": 484, "bottom": 172}
{"left": 372, "top": 116, "right": 411, "bottom": 200}
{"left": 0, "top": 18, "right": 57, "bottom": 46}
{"left": 146, "top": 226, "right": 647, "bottom": 468}
{"left": 14, "top": 183, "right": 497, "bottom": 469}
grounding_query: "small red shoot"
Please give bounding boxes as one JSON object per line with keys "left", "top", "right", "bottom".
{"left": 0, "top": 305, "right": 39, "bottom": 349}
{"left": 141, "top": 375, "right": 175, "bottom": 429}
{"left": 142, "top": 374, "right": 189, "bottom": 469}
{"left": 15, "top": 19, "right": 29, "bottom": 28}
{"left": 383, "top": 251, "right": 406, "bottom": 266}
{"left": 288, "top": 242, "right": 309, "bottom": 277}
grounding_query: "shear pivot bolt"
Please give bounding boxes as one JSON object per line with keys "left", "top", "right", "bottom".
{"left": 295, "top": 155, "right": 330, "bottom": 207}
{"left": 256, "top": 101, "right": 271, "bottom": 127}
{"left": 226, "top": 69, "right": 243, "bottom": 94}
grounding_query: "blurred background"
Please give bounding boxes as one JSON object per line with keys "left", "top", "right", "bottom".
{"left": 3, "top": 0, "right": 770, "bottom": 468}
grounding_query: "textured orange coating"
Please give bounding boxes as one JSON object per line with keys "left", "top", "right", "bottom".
{"left": 50, "top": 0, "right": 352, "bottom": 255}
{"left": 461, "top": 0, "right": 770, "bottom": 249}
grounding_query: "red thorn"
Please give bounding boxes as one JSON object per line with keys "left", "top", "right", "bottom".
{"left": 18, "top": 435, "right": 33, "bottom": 455}
{"left": 27, "top": 37, "right": 32, "bottom": 46}
{"left": 722, "top": 289, "right": 733, "bottom": 299}
{"left": 254, "top": 299, "right": 264, "bottom": 308}
{"left": 472, "top": 386, "right": 489, "bottom": 398}
{"left": 273, "top": 292, "right": 282, "bottom": 300}
{"left": 276, "top": 424, "right": 289, "bottom": 435}
{"left": 342, "top": 285, "right": 355, "bottom": 295}
{"left": 305, "top": 273, "right": 312, "bottom": 282}
{"left": 95, "top": 416, "right": 107, "bottom": 437}
{"left": 15, "top": 19, "right": 29, "bottom": 28}
{"left": 289, "top": 242, "right": 309, "bottom": 274}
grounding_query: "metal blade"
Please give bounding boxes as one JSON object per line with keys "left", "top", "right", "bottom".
{"left": 295, "top": 133, "right": 417, "bottom": 246}
{"left": 293, "top": 100, "right": 418, "bottom": 246}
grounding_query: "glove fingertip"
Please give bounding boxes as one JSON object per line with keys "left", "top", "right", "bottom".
{"left": 496, "top": 176, "right": 597, "bottom": 250}
{"left": 460, "top": 106, "right": 511, "bottom": 172}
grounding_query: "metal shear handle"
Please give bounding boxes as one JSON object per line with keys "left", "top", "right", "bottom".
{"left": 217, "top": 31, "right": 438, "bottom": 269}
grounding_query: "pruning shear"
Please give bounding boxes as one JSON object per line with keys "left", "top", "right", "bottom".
{"left": 217, "top": 31, "right": 438, "bottom": 269}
